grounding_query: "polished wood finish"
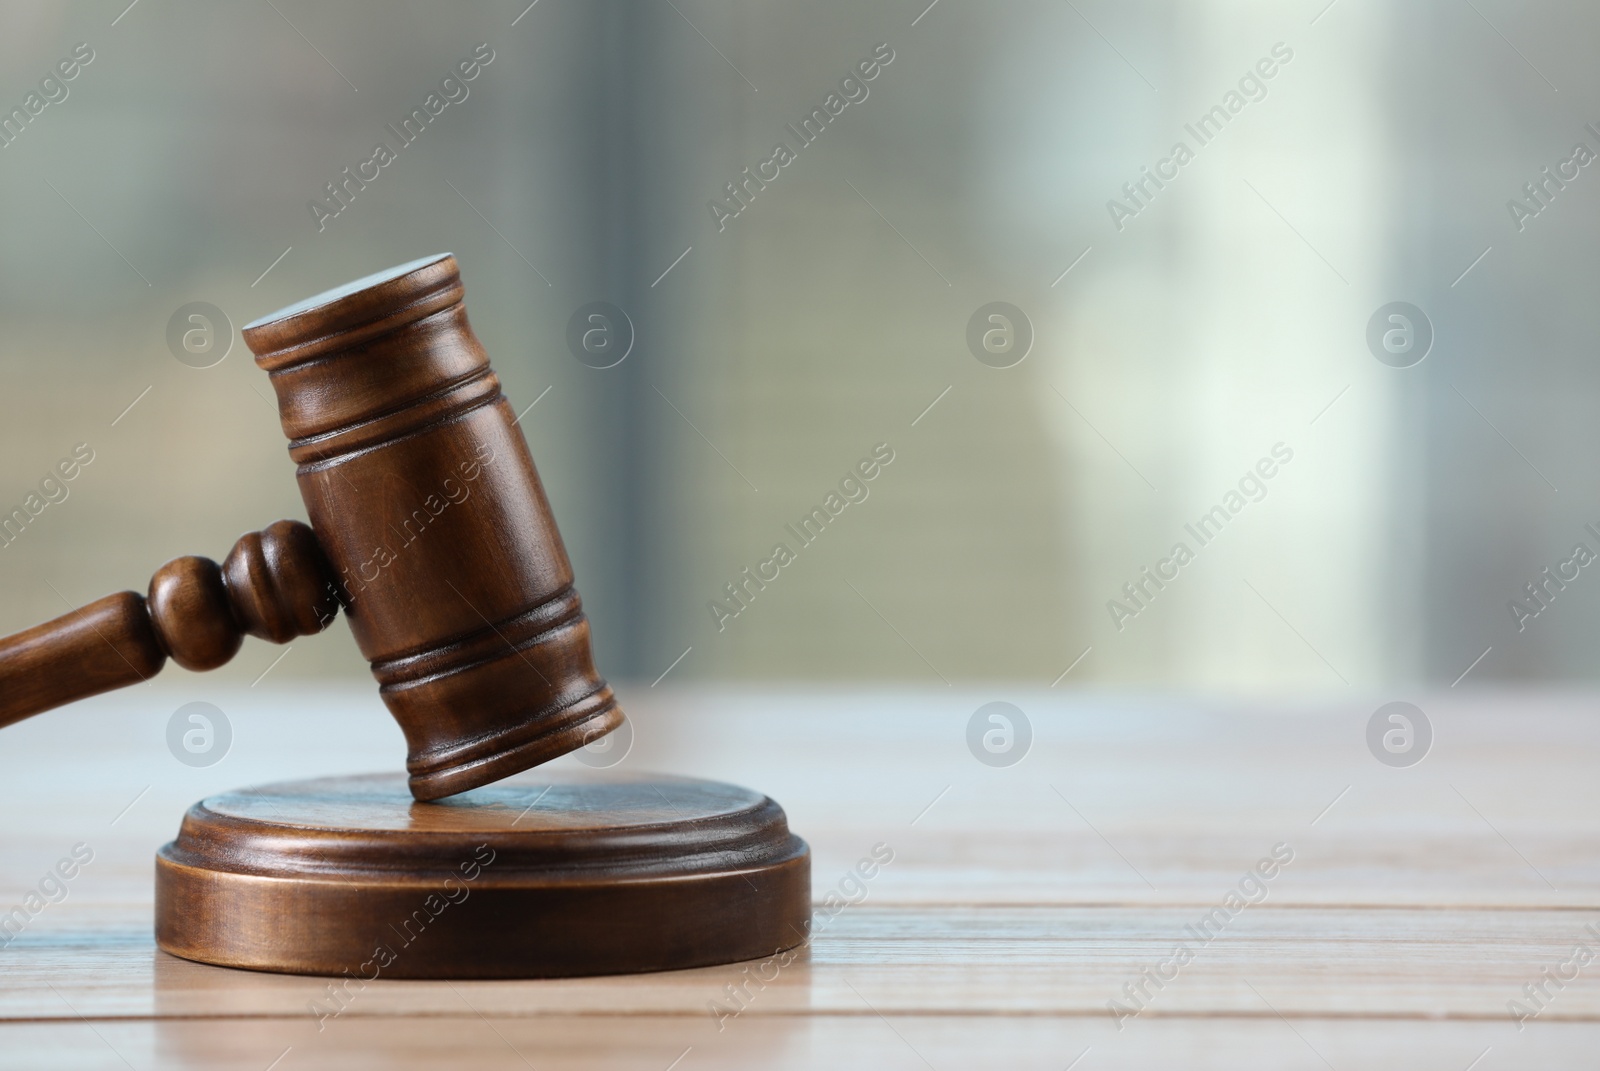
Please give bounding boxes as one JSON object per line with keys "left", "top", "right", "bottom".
{"left": 243, "top": 253, "right": 621, "bottom": 801}
{"left": 0, "top": 254, "right": 620, "bottom": 802}
{"left": 0, "top": 256, "right": 801, "bottom": 987}
{"left": 0, "top": 520, "right": 335, "bottom": 730}
{"left": 155, "top": 771, "right": 811, "bottom": 979}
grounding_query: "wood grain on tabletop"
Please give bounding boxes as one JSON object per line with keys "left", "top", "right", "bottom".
{"left": 2, "top": 684, "right": 1599, "bottom": 1068}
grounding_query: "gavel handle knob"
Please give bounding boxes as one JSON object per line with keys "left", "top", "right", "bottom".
{"left": 0, "top": 520, "right": 338, "bottom": 730}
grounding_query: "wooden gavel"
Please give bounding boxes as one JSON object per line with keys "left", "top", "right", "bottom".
{"left": 0, "top": 254, "right": 623, "bottom": 800}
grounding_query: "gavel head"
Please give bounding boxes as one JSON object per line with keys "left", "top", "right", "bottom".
{"left": 241, "top": 254, "right": 622, "bottom": 801}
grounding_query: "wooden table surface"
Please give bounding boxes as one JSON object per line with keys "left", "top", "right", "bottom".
{"left": 3, "top": 683, "right": 1599, "bottom": 1068}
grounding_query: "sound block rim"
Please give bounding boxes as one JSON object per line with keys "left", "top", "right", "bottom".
{"left": 155, "top": 771, "right": 811, "bottom": 979}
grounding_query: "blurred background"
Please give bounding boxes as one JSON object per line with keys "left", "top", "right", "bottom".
{"left": 0, "top": 0, "right": 1592, "bottom": 693}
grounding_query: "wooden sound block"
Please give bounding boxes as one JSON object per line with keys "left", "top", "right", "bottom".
{"left": 155, "top": 771, "right": 811, "bottom": 979}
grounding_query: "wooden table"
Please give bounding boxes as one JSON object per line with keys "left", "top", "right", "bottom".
{"left": 2, "top": 684, "right": 1597, "bottom": 1068}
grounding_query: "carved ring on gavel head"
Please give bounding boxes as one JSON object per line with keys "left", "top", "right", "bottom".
{"left": 0, "top": 253, "right": 623, "bottom": 801}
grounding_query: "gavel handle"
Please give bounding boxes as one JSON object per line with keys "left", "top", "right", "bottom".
{"left": 0, "top": 520, "right": 338, "bottom": 730}
{"left": 0, "top": 593, "right": 165, "bottom": 730}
